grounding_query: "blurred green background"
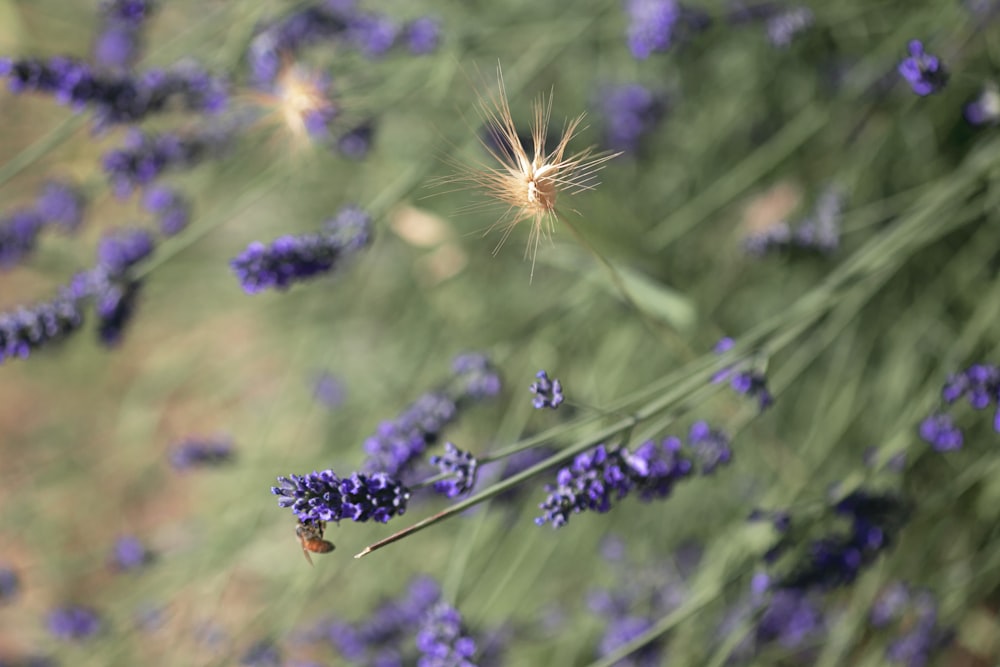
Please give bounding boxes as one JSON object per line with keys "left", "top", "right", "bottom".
{"left": 2, "top": 0, "right": 1000, "bottom": 665}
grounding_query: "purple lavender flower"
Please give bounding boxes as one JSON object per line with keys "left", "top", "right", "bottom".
{"left": 754, "top": 588, "right": 825, "bottom": 649}
{"left": 35, "top": 181, "right": 85, "bottom": 231}
{"left": 348, "top": 13, "right": 400, "bottom": 57}
{"left": 529, "top": 370, "right": 564, "bottom": 410}
{"left": 337, "top": 121, "right": 375, "bottom": 159}
{"left": 451, "top": 353, "right": 502, "bottom": 400}
{"left": 103, "top": 127, "right": 231, "bottom": 197}
{"left": 625, "top": 0, "right": 680, "bottom": 58}
{"left": 169, "top": 437, "right": 234, "bottom": 470}
{"left": 0, "top": 210, "right": 44, "bottom": 268}
{"left": 247, "top": 6, "right": 351, "bottom": 85}
{"left": 920, "top": 363, "right": 1000, "bottom": 450}
{"left": 272, "top": 469, "right": 411, "bottom": 524}
{"left": 0, "top": 566, "right": 19, "bottom": 603}
{"left": 883, "top": 590, "right": 952, "bottom": 666}
{"left": 765, "top": 7, "right": 813, "bottom": 47}
{"left": 230, "top": 205, "right": 372, "bottom": 294}
{"left": 711, "top": 337, "right": 774, "bottom": 411}
{"left": 430, "top": 443, "right": 478, "bottom": 498}
{"left": 363, "top": 354, "right": 500, "bottom": 477}
{"left": 743, "top": 220, "right": 792, "bottom": 256}
{"left": 312, "top": 371, "right": 346, "bottom": 408}
{"left": 965, "top": 86, "right": 1000, "bottom": 126}
{"left": 918, "top": 413, "right": 963, "bottom": 451}
{"left": 94, "top": 278, "right": 142, "bottom": 346}
{"left": 1, "top": 57, "right": 227, "bottom": 128}
{"left": 143, "top": 186, "right": 191, "bottom": 236}
{"left": 688, "top": 421, "right": 732, "bottom": 474}
{"left": 406, "top": 18, "right": 441, "bottom": 55}
{"left": 326, "top": 576, "right": 441, "bottom": 662}
{"left": 47, "top": 605, "right": 103, "bottom": 640}
{"left": 94, "top": 0, "right": 157, "bottom": 70}
{"left": 241, "top": 639, "right": 281, "bottom": 667}
{"left": 779, "top": 491, "right": 907, "bottom": 590}
{"left": 870, "top": 582, "right": 910, "bottom": 628}
{"left": 535, "top": 438, "right": 694, "bottom": 528}
{"left": 598, "top": 83, "right": 667, "bottom": 154}
{"left": 898, "top": 40, "right": 948, "bottom": 96}
{"left": 415, "top": 603, "right": 477, "bottom": 667}
{"left": 111, "top": 535, "right": 151, "bottom": 570}
{"left": 0, "top": 296, "right": 84, "bottom": 364}
{"left": 97, "top": 228, "right": 155, "bottom": 274}
{"left": 363, "top": 392, "right": 458, "bottom": 476}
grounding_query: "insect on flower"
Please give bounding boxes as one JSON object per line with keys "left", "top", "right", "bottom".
{"left": 295, "top": 519, "right": 335, "bottom": 566}
{"left": 442, "top": 66, "right": 621, "bottom": 280}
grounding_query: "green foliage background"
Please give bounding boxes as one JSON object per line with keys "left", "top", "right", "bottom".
{"left": 1, "top": 0, "right": 1000, "bottom": 665}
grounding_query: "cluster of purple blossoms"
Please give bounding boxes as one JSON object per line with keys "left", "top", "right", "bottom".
{"left": 230, "top": 205, "right": 372, "bottom": 294}
{"left": 0, "top": 566, "right": 19, "bottom": 603}
{"left": 711, "top": 338, "right": 774, "bottom": 412}
{"left": 529, "top": 370, "right": 564, "bottom": 410}
{"left": 624, "top": 0, "right": 709, "bottom": 59}
{"left": 247, "top": 2, "right": 442, "bottom": 86}
{"left": 537, "top": 424, "right": 731, "bottom": 528}
{"left": 362, "top": 354, "right": 500, "bottom": 478}
{"left": 169, "top": 437, "right": 235, "bottom": 470}
{"left": 920, "top": 363, "right": 1000, "bottom": 451}
{"left": 103, "top": 126, "right": 232, "bottom": 197}
{"left": 0, "top": 57, "right": 227, "bottom": 129}
{"left": 272, "top": 469, "right": 411, "bottom": 524}
{"left": 430, "top": 443, "right": 479, "bottom": 498}
{"left": 587, "top": 540, "right": 697, "bottom": 666}
{"left": 598, "top": 84, "right": 668, "bottom": 154}
{"left": 0, "top": 296, "right": 84, "bottom": 365}
{"left": 110, "top": 536, "right": 152, "bottom": 571}
{"left": 898, "top": 40, "right": 948, "bottom": 96}
{"left": 47, "top": 605, "right": 103, "bottom": 641}
{"left": 870, "top": 583, "right": 952, "bottom": 665}
{"left": 416, "top": 602, "right": 478, "bottom": 667}
{"left": 142, "top": 186, "right": 191, "bottom": 236}
{"left": 0, "top": 181, "right": 87, "bottom": 269}
{"left": 93, "top": 0, "right": 157, "bottom": 70}
{"left": 965, "top": 85, "right": 1000, "bottom": 126}
{"left": 776, "top": 490, "right": 908, "bottom": 590}
{"left": 325, "top": 576, "right": 442, "bottom": 663}
{"left": 240, "top": 639, "right": 282, "bottom": 667}
{"left": 744, "top": 187, "right": 844, "bottom": 256}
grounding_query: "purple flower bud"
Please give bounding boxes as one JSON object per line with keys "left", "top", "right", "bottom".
{"left": 898, "top": 40, "right": 947, "bottom": 96}
{"left": 111, "top": 535, "right": 151, "bottom": 570}
{"left": 529, "top": 370, "right": 564, "bottom": 410}
{"left": 430, "top": 443, "right": 479, "bottom": 498}
{"left": 170, "top": 437, "right": 235, "bottom": 470}
{"left": 48, "top": 605, "right": 103, "bottom": 640}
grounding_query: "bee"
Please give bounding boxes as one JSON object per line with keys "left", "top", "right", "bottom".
{"left": 296, "top": 519, "right": 335, "bottom": 565}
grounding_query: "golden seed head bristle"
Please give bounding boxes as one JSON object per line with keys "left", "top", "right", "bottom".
{"left": 446, "top": 66, "right": 620, "bottom": 278}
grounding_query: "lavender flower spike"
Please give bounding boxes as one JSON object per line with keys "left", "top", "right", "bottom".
{"left": 170, "top": 437, "right": 235, "bottom": 470}
{"left": 530, "top": 370, "right": 564, "bottom": 409}
{"left": 272, "top": 469, "right": 410, "bottom": 524}
{"left": 48, "top": 605, "right": 103, "bottom": 640}
{"left": 430, "top": 442, "right": 479, "bottom": 498}
{"left": 898, "top": 40, "right": 948, "bottom": 96}
{"left": 0, "top": 296, "right": 84, "bottom": 364}
{"left": 231, "top": 205, "right": 372, "bottom": 294}
{"left": 416, "top": 602, "right": 478, "bottom": 667}
{"left": 625, "top": 0, "right": 680, "bottom": 59}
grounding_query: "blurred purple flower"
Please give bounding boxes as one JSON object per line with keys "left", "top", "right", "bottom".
{"left": 169, "top": 437, "right": 235, "bottom": 470}
{"left": 529, "top": 370, "right": 564, "bottom": 410}
{"left": 406, "top": 18, "right": 441, "bottom": 55}
{"left": 0, "top": 566, "right": 19, "bottom": 603}
{"left": 143, "top": 186, "right": 191, "bottom": 236}
{"left": 965, "top": 86, "right": 1000, "bottom": 126}
{"left": 230, "top": 205, "right": 372, "bottom": 294}
{"left": 898, "top": 40, "right": 947, "bottom": 96}
{"left": 415, "top": 603, "right": 477, "bottom": 667}
{"left": 241, "top": 639, "right": 282, "bottom": 667}
{"left": 0, "top": 210, "right": 45, "bottom": 269}
{"left": 598, "top": 83, "right": 668, "bottom": 154}
{"left": 312, "top": 371, "right": 346, "bottom": 408}
{"left": 94, "top": 0, "right": 157, "bottom": 70}
{"left": 35, "top": 181, "right": 85, "bottom": 231}
{"left": 103, "top": 126, "right": 231, "bottom": 197}
{"left": 711, "top": 337, "right": 774, "bottom": 411}
{"left": 625, "top": 0, "right": 680, "bottom": 58}
{"left": 0, "top": 296, "right": 84, "bottom": 365}
{"left": 766, "top": 7, "right": 813, "bottom": 47}
{"left": 430, "top": 442, "right": 478, "bottom": 498}
{"left": 48, "top": 605, "right": 103, "bottom": 641}
{"left": 111, "top": 535, "right": 151, "bottom": 571}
